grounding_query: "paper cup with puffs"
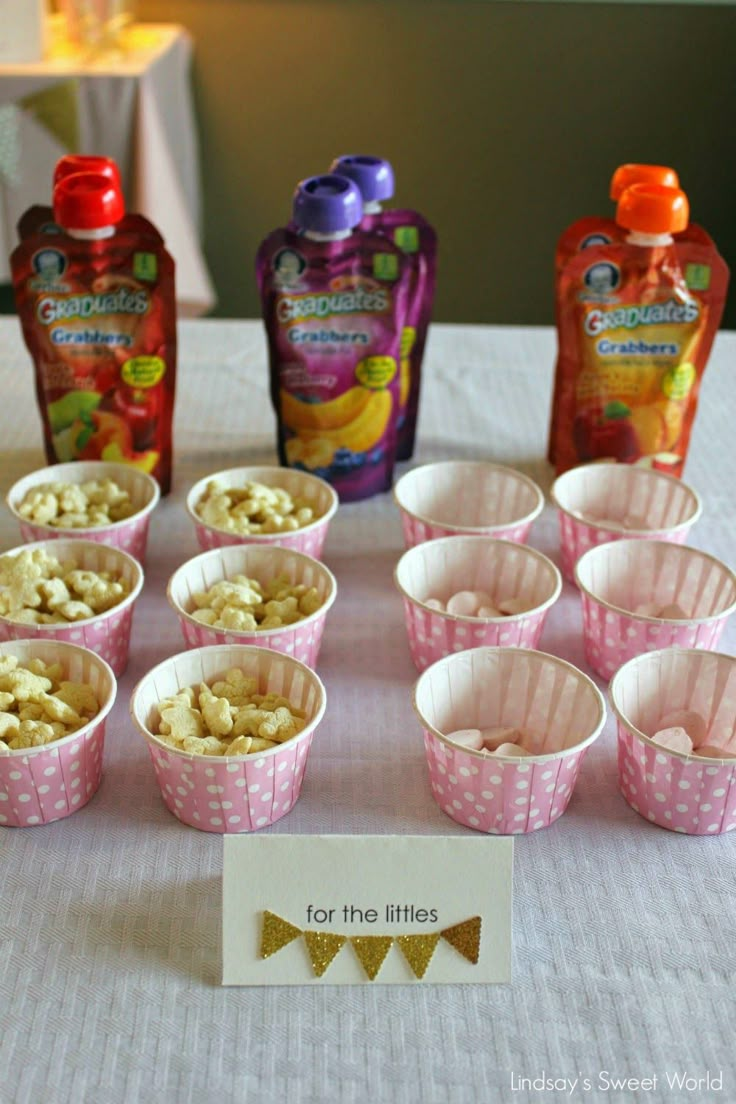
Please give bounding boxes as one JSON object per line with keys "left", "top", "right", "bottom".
{"left": 7, "top": 460, "right": 160, "bottom": 564}
{"left": 0, "top": 638, "right": 116, "bottom": 827}
{"left": 611, "top": 648, "right": 736, "bottom": 835}
{"left": 167, "top": 544, "right": 337, "bottom": 669}
{"left": 186, "top": 466, "right": 338, "bottom": 558}
{"left": 395, "top": 537, "right": 561, "bottom": 671}
{"left": 413, "top": 647, "right": 606, "bottom": 834}
{"left": 393, "top": 461, "right": 544, "bottom": 549}
{"left": 130, "top": 644, "right": 327, "bottom": 833}
{"left": 0, "top": 539, "right": 143, "bottom": 677}
{"left": 576, "top": 540, "right": 736, "bottom": 681}
{"left": 551, "top": 462, "right": 701, "bottom": 582}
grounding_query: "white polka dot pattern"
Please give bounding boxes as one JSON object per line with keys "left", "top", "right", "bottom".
{"left": 557, "top": 510, "right": 692, "bottom": 584}
{"left": 581, "top": 594, "right": 727, "bottom": 681}
{"left": 193, "top": 519, "right": 330, "bottom": 560}
{"left": 0, "top": 720, "right": 107, "bottom": 828}
{"left": 177, "top": 613, "right": 326, "bottom": 669}
{"left": 423, "top": 728, "right": 585, "bottom": 834}
{"left": 146, "top": 728, "right": 315, "bottom": 833}
{"left": 403, "top": 597, "right": 547, "bottom": 671}
{"left": 400, "top": 513, "right": 533, "bottom": 551}
{"left": 0, "top": 601, "right": 136, "bottom": 678}
{"left": 617, "top": 722, "right": 736, "bottom": 835}
{"left": 19, "top": 516, "right": 151, "bottom": 566}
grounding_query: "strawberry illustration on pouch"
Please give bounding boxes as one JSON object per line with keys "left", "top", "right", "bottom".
{"left": 11, "top": 163, "right": 176, "bottom": 492}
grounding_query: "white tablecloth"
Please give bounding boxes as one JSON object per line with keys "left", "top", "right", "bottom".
{"left": 0, "top": 24, "right": 215, "bottom": 316}
{"left": 1, "top": 318, "right": 734, "bottom": 1104}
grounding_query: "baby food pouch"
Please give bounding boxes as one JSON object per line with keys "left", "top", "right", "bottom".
{"left": 552, "top": 183, "right": 728, "bottom": 478}
{"left": 257, "top": 174, "right": 411, "bottom": 501}
{"left": 548, "top": 164, "right": 717, "bottom": 463}
{"left": 331, "top": 156, "right": 437, "bottom": 461}
{"left": 11, "top": 171, "right": 177, "bottom": 492}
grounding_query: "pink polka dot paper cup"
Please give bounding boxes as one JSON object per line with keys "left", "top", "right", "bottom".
{"left": 576, "top": 540, "right": 736, "bottom": 681}
{"left": 393, "top": 461, "right": 544, "bottom": 550}
{"left": 167, "top": 544, "right": 337, "bottom": 669}
{"left": 413, "top": 647, "right": 606, "bottom": 834}
{"left": 611, "top": 649, "right": 736, "bottom": 835}
{"left": 0, "top": 539, "right": 144, "bottom": 677}
{"left": 130, "top": 644, "right": 327, "bottom": 833}
{"left": 551, "top": 462, "right": 701, "bottom": 582}
{"left": 0, "top": 638, "right": 116, "bottom": 828}
{"left": 7, "top": 460, "right": 160, "bottom": 565}
{"left": 186, "top": 466, "right": 338, "bottom": 559}
{"left": 395, "top": 537, "right": 561, "bottom": 671}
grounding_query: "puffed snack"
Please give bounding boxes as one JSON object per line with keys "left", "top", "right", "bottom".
{"left": 195, "top": 479, "right": 316, "bottom": 535}
{"left": 0, "top": 654, "right": 99, "bottom": 751}
{"left": 154, "top": 666, "right": 307, "bottom": 757}
{"left": 18, "top": 478, "right": 136, "bottom": 528}
{"left": 0, "top": 548, "right": 130, "bottom": 625}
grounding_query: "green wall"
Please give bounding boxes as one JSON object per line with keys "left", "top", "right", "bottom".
{"left": 140, "top": 1, "right": 736, "bottom": 325}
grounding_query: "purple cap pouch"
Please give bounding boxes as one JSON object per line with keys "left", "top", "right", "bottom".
{"left": 256, "top": 175, "right": 412, "bottom": 501}
{"left": 332, "top": 156, "right": 437, "bottom": 460}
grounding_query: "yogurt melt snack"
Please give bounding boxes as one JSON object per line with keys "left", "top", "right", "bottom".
{"left": 330, "top": 155, "right": 437, "bottom": 460}
{"left": 257, "top": 174, "right": 411, "bottom": 501}
{"left": 551, "top": 184, "right": 728, "bottom": 477}
{"left": 11, "top": 170, "right": 177, "bottom": 493}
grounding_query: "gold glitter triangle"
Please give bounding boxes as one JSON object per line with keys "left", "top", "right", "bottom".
{"left": 350, "top": 936, "right": 394, "bottom": 981}
{"left": 303, "top": 930, "right": 347, "bottom": 977}
{"left": 396, "top": 932, "right": 441, "bottom": 979}
{"left": 260, "top": 910, "right": 303, "bottom": 959}
{"left": 440, "top": 916, "right": 482, "bottom": 964}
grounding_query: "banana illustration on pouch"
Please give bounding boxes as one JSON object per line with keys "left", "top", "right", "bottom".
{"left": 282, "top": 388, "right": 392, "bottom": 454}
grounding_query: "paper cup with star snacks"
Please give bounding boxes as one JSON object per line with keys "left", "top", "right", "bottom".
{"left": 394, "top": 461, "right": 544, "bottom": 549}
{"left": 0, "top": 539, "right": 143, "bottom": 677}
{"left": 0, "top": 638, "right": 116, "bottom": 828}
{"left": 130, "top": 644, "right": 327, "bottom": 833}
{"left": 576, "top": 539, "right": 736, "bottom": 680}
{"left": 395, "top": 537, "right": 561, "bottom": 670}
{"left": 611, "top": 648, "right": 736, "bottom": 835}
{"left": 167, "top": 544, "right": 337, "bottom": 669}
{"left": 551, "top": 462, "right": 701, "bottom": 582}
{"left": 7, "top": 460, "right": 160, "bottom": 564}
{"left": 186, "top": 466, "right": 338, "bottom": 558}
{"left": 413, "top": 647, "right": 606, "bottom": 834}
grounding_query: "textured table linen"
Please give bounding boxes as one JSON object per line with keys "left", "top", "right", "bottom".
{"left": 1, "top": 318, "right": 734, "bottom": 1104}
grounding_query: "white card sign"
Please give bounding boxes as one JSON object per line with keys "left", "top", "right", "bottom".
{"left": 222, "top": 835, "right": 513, "bottom": 986}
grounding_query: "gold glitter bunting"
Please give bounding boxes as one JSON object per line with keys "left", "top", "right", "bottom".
{"left": 440, "top": 916, "right": 482, "bottom": 964}
{"left": 260, "top": 910, "right": 303, "bottom": 959}
{"left": 350, "top": 936, "right": 394, "bottom": 981}
{"left": 303, "top": 930, "right": 347, "bottom": 977}
{"left": 259, "top": 911, "right": 482, "bottom": 979}
{"left": 395, "top": 932, "right": 441, "bottom": 979}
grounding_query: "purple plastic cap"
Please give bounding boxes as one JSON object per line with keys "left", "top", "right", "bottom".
{"left": 292, "top": 174, "right": 362, "bottom": 234}
{"left": 330, "top": 155, "right": 395, "bottom": 203}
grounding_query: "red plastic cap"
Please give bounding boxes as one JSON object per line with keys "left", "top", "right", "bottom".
{"left": 53, "top": 172, "right": 125, "bottom": 230}
{"left": 609, "top": 163, "right": 679, "bottom": 201}
{"left": 616, "top": 183, "right": 689, "bottom": 235}
{"left": 53, "top": 155, "right": 122, "bottom": 192}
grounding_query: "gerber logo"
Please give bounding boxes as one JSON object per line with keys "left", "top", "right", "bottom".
{"left": 584, "top": 297, "right": 700, "bottom": 337}
{"left": 277, "top": 287, "right": 389, "bottom": 324}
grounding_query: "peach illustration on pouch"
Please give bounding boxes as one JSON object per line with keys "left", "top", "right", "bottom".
{"left": 573, "top": 398, "right": 686, "bottom": 463}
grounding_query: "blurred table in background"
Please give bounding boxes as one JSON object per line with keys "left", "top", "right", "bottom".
{"left": 0, "top": 22, "right": 215, "bottom": 316}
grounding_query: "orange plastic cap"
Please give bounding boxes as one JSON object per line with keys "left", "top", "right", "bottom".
{"left": 616, "top": 183, "right": 689, "bottom": 235}
{"left": 610, "top": 163, "right": 679, "bottom": 201}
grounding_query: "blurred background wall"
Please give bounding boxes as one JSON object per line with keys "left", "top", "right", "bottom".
{"left": 141, "top": 2, "right": 736, "bottom": 324}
